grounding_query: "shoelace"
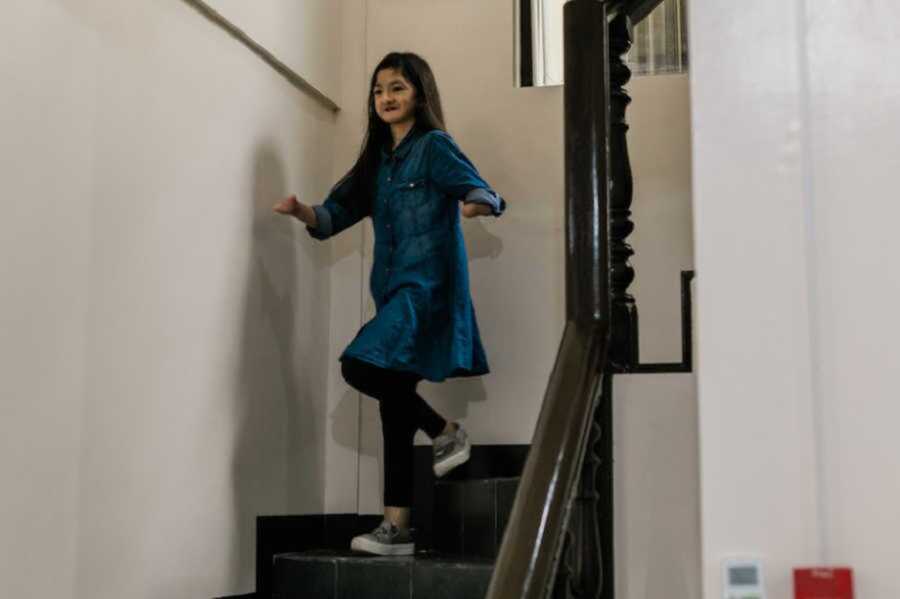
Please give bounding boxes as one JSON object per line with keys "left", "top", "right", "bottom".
{"left": 375, "top": 521, "right": 396, "bottom": 538}
{"left": 436, "top": 427, "right": 462, "bottom": 449}
{"left": 434, "top": 435, "right": 455, "bottom": 455}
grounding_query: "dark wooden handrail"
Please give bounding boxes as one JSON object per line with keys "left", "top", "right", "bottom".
{"left": 486, "top": 0, "right": 649, "bottom": 597}
{"left": 485, "top": 324, "right": 608, "bottom": 599}
{"left": 486, "top": 1, "right": 613, "bottom": 598}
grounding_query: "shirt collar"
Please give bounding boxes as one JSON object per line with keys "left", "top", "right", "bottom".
{"left": 380, "top": 125, "right": 423, "bottom": 161}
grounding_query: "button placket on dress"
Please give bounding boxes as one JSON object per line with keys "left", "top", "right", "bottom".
{"left": 385, "top": 155, "right": 397, "bottom": 276}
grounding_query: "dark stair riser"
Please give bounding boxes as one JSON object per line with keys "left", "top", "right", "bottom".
{"left": 256, "top": 514, "right": 385, "bottom": 597}
{"left": 411, "top": 444, "right": 529, "bottom": 551}
{"left": 273, "top": 554, "right": 493, "bottom": 599}
{"left": 259, "top": 445, "right": 527, "bottom": 597}
{"left": 432, "top": 477, "right": 520, "bottom": 558}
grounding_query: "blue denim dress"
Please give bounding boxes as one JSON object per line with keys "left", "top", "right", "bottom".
{"left": 306, "top": 127, "right": 506, "bottom": 382}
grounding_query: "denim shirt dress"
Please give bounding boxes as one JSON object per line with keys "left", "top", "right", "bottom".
{"left": 306, "top": 127, "right": 506, "bottom": 382}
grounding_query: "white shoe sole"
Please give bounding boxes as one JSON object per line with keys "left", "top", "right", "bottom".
{"left": 433, "top": 438, "right": 471, "bottom": 478}
{"left": 350, "top": 535, "right": 415, "bottom": 556}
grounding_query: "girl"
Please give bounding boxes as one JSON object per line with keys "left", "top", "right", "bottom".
{"left": 272, "top": 52, "right": 505, "bottom": 556}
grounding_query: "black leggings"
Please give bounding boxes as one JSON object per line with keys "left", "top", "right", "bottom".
{"left": 340, "top": 357, "right": 447, "bottom": 507}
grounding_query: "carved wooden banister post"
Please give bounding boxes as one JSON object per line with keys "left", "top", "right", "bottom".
{"left": 594, "top": 15, "right": 635, "bottom": 599}
{"left": 608, "top": 14, "right": 638, "bottom": 373}
{"left": 554, "top": 11, "right": 634, "bottom": 599}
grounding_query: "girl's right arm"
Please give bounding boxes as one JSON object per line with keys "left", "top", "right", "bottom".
{"left": 273, "top": 196, "right": 318, "bottom": 227}
{"left": 272, "top": 196, "right": 319, "bottom": 229}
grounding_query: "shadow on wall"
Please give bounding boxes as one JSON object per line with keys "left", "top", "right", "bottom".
{"left": 330, "top": 387, "right": 365, "bottom": 454}
{"left": 423, "top": 375, "right": 488, "bottom": 436}
{"left": 228, "top": 142, "right": 329, "bottom": 590}
{"left": 462, "top": 212, "right": 504, "bottom": 261}
{"left": 412, "top": 209, "right": 502, "bottom": 434}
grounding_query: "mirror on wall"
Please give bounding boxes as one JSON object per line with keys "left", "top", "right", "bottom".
{"left": 515, "top": 0, "right": 689, "bottom": 87}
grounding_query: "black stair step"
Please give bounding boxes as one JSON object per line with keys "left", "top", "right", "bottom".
{"left": 432, "top": 477, "right": 520, "bottom": 559}
{"left": 410, "top": 445, "right": 529, "bottom": 551}
{"left": 272, "top": 550, "right": 493, "bottom": 599}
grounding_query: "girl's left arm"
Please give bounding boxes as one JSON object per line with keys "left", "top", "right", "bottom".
{"left": 425, "top": 131, "right": 506, "bottom": 217}
{"left": 461, "top": 203, "right": 493, "bottom": 218}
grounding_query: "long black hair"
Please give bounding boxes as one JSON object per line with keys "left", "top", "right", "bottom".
{"left": 332, "top": 52, "right": 447, "bottom": 213}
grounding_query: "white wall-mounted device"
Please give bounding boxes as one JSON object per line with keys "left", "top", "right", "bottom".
{"left": 723, "top": 558, "right": 765, "bottom": 599}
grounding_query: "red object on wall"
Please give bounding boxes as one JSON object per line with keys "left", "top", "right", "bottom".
{"left": 794, "top": 568, "right": 854, "bottom": 599}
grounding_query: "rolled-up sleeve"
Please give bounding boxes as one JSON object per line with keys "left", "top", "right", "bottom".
{"left": 305, "top": 205, "right": 333, "bottom": 239}
{"left": 426, "top": 131, "right": 506, "bottom": 217}
{"left": 305, "top": 175, "right": 369, "bottom": 240}
{"left": 463, "top": 187, "right": 506, "bottom": 217}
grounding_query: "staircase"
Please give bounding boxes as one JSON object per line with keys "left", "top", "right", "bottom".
{"left": 222, "top": 0, "right": 669, "bottom": 596}
{"left": 268, "top": 446, "right": 527, "bottom": 599}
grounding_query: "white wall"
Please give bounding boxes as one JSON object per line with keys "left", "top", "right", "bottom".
{"left": 690, "top": 1, "right": 900, "bottom": 598}
{"left": 809, "top": 3, "right": 900, "bottom": 594}
{"left": 321, "top": 0, "right": 370, "bottom": 515}
{"left": 0, "top": 0, "right": 347, "bottom": 597}
{"left": 689, "top": 3, "right": 822, "bottom": 596}
{"left": 324, "top": 1, "right": 700, "bottom": 596}
{"left": 0, "top": 6, "right": 96, "bottom": 595}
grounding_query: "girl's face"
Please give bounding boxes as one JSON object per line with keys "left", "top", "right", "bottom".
{"left": 373, "top": 68, "right": 417, "bottom": 126}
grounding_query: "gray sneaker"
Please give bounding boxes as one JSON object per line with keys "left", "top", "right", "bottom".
{"left": 350, "top": 520, "right": 415, "bottom": 556}
{"left": 433, "top": 422, "right": 471, "bottom": 478}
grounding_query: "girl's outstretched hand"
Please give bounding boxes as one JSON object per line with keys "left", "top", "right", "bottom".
{"left": 461, "top": 202, "right": 492, "bottom": 218}
{"left": 273, "top": 195, "right": 317, "bottom": 227}
{"left": 273, "top": 195, "right": 300, "bottom": 215}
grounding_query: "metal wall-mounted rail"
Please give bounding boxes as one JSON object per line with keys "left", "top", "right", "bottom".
{"left": 628, "top": 270, "right": 695, "bottom": 374}
{"left": 181, "top": 0, "right": 341, "bottom": 113}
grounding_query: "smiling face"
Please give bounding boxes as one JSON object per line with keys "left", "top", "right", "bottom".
{"left": 373, "top": 67, "right": 418, "bottom": 125}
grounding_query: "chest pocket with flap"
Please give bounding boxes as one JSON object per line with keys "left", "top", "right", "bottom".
{"left": 391, "top": 178, "right": 427, "bottom": 233}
